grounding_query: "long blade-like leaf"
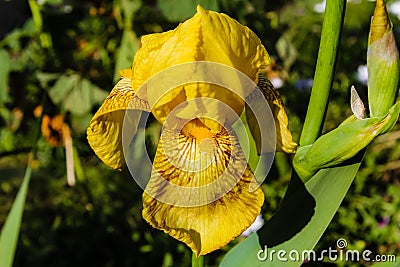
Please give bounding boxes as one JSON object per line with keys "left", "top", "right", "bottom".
{"left": 220, "top": 163, "right": 360, "bottom": 266}
{"left": 0, "top": 158, "right": 32, "bottom": 267}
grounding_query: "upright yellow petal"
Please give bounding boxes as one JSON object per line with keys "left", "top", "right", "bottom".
{"left": 134, "top": 6, "right": 270, "bottom": 132}
{"left": 142, "top": 122, "right": 264, "bottom": 256}
{"left": 148, "top": 6, "right": 270, "bottom": 82}
{"left": 195, "top": 5, "right": 270, "bottom": 81}
{"left": 87, "top": 72, "right": 150, "bottom": 169}
{"left": 131, "top": 30, "right": 175, "bottom": 92}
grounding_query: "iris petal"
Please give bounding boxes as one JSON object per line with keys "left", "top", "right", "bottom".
{"left": 87, "top": 72, "right": 150, "bottom": 169}
{"left": 246, "top": 73, "right": 297, "bottom": 154}
{"left": 132, "top": 6, "right": 270, "bottom": 131}
{"left": 131, "top": 30, "right": 175, "bottom": 92}
{"left": 142, "top": 123, "right": 264, "bottom": 256}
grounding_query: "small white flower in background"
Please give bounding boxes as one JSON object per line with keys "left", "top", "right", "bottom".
{"left": 270, "top": 77, "right": 284, "bottom": 89}
{"left": 356, "top": 65, "right": 368, "bottom": 85}
{"left": 315, "top": 0, "right": 364, "bottom": 13}
{"left": 241, "top": 214, "right": 265, "bottom": 237}
{"left": 314, "top": 0, "right": 326, "bottom": 13}
{"left": 388, "top": 1, "right": 400, "bottom": 20}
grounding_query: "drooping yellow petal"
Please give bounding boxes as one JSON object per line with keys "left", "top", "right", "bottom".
{"left": 142, "top": 122, "right": 264, "bottom": 256}
{"left": 87, "top": 72, "right": 150, "bottom": 169}
{"left": 132, "top": 5, "right": 270, "bottom": 132}
{"left": 246, "top": 73, "right": 297, "bottom": 154}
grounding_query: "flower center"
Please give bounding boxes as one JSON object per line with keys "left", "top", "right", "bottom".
{"left": 181, "top": 118, "right": 219, "bottom": 156}
{"left": 182, "top": 118, "right": 216, "bottom": 141}
{"left": 190, "top": 127, "right": 214, "bottom": 141}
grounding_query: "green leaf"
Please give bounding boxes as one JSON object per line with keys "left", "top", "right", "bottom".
{"left": 0, "top": 128, "right": 14, "bottom": 151}
{"left": 275, "top": 34, "right": 298, "bottom": 70}
{"left": 48, "top": 74, "right": 80, "bottom": 104}
{"left": 48, "top": 74, "right": 108, "bottom": 115}
{"left": 64, "top": 78, "right": 108, "bottom": 115}
{"left": 64, "top": 78, "right": 93, "bottom": 115}
{"left": 113, "top": 30, "right": 139, "bottom": 81}
{"left": 220, "top": 234, "right": 261, "bottom": 267}
{"left": 220, "top": 163, "right": 361, "bottom": 267}
{"left": 157, "top": 0, "right": 219, "bottom": 22}
{"left": 0, "top": 162, "right": 32, "bottom": 267}
{"left": 36, "top": 72, "right": 60, "bottom": 89}
{"left": 0, "top": 19, "right": 36, "bottom": 51}
{"left": 0, "top": 49, "right": 11, "bottom": 104}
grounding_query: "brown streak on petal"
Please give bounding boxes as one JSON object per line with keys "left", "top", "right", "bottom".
{"left": 87, "top": 77, "right": 150, "bottom": 169}
{"left": 142, "top": 125, "right": 264, "bottom": 256}
{"left": 247, "top": 73, "right": 297, "bottom": 154}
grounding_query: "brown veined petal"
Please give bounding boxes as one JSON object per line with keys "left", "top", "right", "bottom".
{"left": 246, "top": 73, "right": 297, "bottom": 154}
{"left": 142, "top": 122, "right": 264, "bottom": 256}
{"left": 87, "top": 72, "right": 150, "bottom": 169}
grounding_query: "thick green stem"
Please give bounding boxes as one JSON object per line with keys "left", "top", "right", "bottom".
{"left": 299, "top": 0, "right": 346, "bottom": 146}
{"left": 192, "top": 253, "right": 205, "bottom": 267}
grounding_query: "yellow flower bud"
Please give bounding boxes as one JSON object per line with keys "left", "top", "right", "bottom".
{"left": 368, "top": 0, "right": 400, "bottom": 117}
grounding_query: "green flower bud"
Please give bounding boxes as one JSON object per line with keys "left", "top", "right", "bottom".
{"left": 368, "top": 0, "right": 400, "bottom": 117}
{"left": 293, "top": 102, "right": 400, "bottom": 181}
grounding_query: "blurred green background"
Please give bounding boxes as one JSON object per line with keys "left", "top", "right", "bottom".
{"left": 0, "top": 0, "right": 399, "bottom": 266}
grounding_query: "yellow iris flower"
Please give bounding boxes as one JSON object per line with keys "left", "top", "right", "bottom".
{"left": 87, "top": 5, "right": 296, "bottom": 256}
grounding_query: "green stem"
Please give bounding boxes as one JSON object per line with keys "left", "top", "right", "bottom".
{"left": 299, "top": 0, "right": 346, "bottom": 146}
{"left": 28, "top": 0, "right": 52, "bottom": 49}
{"left": 192, "top": 253, "right": 205, "bottom": 267}
{"left": 28, "top": 0, "right": 43, "bottom": 31}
